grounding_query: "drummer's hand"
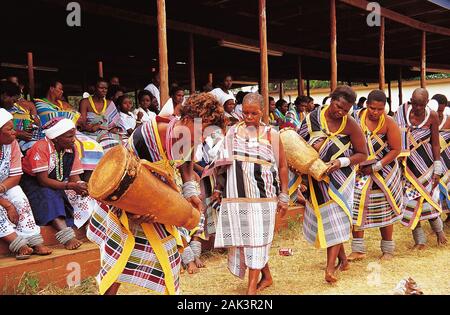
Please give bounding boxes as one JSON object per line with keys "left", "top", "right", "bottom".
{"left": 299, "top": 184, "right": 307, "bottom": 193}
{"left": 277, "top": 201, "right": 288, "bottom": 218}
{"left": 432, "top": 174, "right": 440, "bottom": 190}
{"left": 360, "top": 166, "right": 373, "bottom": 176}
{"left": 326, "top": 160, "right": 341, "bottom": 174}
{"left": 187, "top": 195, "right": 204, "bottom": 214}
{"left": 296, "top": 190, "right": 306, "bottom": 205}
{"left": 211, "top": 191, "right": 222, "bottom": 204}
{"left": 129, "top": 214, "right": 158, "bottom": 225}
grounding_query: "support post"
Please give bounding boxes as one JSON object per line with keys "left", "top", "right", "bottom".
{"left": 157, "top": 0, "right": 169, "bottom": 108}
{"left": 27, "top": 52, "right": 35, "bottom": 99}
{"left": 330, "top": 0, "right": 337, "bottom": 92}
{"left": 379, "top": 17, "right": 385, "bottom": 91}
{"left": 421, "top": 31, "right": 426, "bottom": 88}
{"left": 189, "top": 33, "right": 196, "bottom": 94}
{"left": 259, "top": 0, "right": 269, "bottom": 123}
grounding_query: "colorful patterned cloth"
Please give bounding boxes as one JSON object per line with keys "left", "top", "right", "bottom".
{"left": 394, "top": 104, "right": 442, "bottom": 229}
{"left": 87, "top": 117, "right": 183, "bottom": 295}
{"left": 352, "top": 109, "right": 403, "bottom": 229}
{"left": 298, "top": 106, "right": 354, "bottom": 249}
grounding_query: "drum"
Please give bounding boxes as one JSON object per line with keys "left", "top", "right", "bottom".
{"left": 88, "top": 145, "right": 200, "bottom": 230}
{"left": 280, "top": 128, "right": 328, "bottom": 181}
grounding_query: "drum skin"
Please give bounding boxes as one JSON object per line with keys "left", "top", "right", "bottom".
{"left": 89, "top": 145, "right": 200, "bottom": 230}
{"left": 280, "top": 128, "right": 328, "bottom": 181}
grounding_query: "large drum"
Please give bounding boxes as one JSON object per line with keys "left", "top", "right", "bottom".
{"left": 280, "top": 128, "right": 328, "bottom": 181}
{"left": 88, "top": 145, "right": 200, "bottom": 230}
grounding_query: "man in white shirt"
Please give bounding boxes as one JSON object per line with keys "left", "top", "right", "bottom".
{"left": 144, "top": 71, "right": 160, "bottom": 110}
{"left": 210, "top": 74, "right": 235, "bottom": 104}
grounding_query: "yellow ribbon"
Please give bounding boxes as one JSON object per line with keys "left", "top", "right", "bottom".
{"left": 99, "top": 211, "right": 135, "bottom": 295}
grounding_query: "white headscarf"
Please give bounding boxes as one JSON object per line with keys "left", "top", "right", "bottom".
{"left": 0, "top": 108, "right": 13, "bottom": 129}
{"left": 44, "top": 118, "right": 76, "bottom": 139}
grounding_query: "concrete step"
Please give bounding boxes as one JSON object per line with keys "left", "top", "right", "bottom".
{"left": 0, "top": 242, "right": 99, "bottom": 294}
{"left": 0, "top": 226, "right": 88, "bottom": 256}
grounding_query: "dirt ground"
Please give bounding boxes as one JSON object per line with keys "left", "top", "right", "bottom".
{"left": 116, "top": 218, "right": 450, "bottom": 295}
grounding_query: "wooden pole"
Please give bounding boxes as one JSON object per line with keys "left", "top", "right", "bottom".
{"left": 330, "top": 0, "right": 337, "bottom": 92}
{"left": 157, "top": 0, "right": 169, "bottom": 108}
{"left": 259, "top": 0, "right": 269, "bottom": 124}
{"left": 27, "top": 52, "right": 35, "bottom": 99}
{"left": 279, "top": 80, "right": 284, "bottom": 100}
{"left": 208, "top": 73, "right": 213, "bottom": 85}
{"left": 306, "top": 79, "right": 311, "bottom": 97}
{"left": 421, "top": 31, "right": 426, "bottom": 88}
{"left": 398, "top": 67, "right": 403, "bottom": 105}
{"left": 189, "top": 33, "right": 196, "bottom": 94}
{"left": 97, "top": 61, "right": 104, "bottom": 78}
{"left": 388, "top": 80, "right": 392, "bottom": 109}
{"left": 379, "top": 17, "right": 385, "bottom": 91}
{"left": 297, "top": 56, "right": 304, "bottom": 96}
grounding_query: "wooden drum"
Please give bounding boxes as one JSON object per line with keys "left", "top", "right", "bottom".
{"left": 88, "top": 145, "right": 200, "bottom": 230}
{"left": 280, "top": 128, "right": 328, "bottom": 181}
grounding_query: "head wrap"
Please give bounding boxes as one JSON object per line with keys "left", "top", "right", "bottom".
{"left": 0, "top": 108, "right": 13, "bottom": 129}
{"left": 220, "top": 94, "right": 235, "bottom": 107}
{"left": 43, "top": 118, "right": 76, "bottom": 140}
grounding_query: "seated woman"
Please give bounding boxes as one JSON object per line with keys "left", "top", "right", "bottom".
{"left": 34, "top": 80, "right": 104, "bottom": 176}
{"left": 0, "top": 109, "right": 51, "bottom": 259}
{"left": 116, "top": 95, "right": 137, "bottom": 138}
{"left": 0, "top": 81, "right": 42, "bottom": 152}
{"left": 21, "top": 118, "right": 101, "bottom": 250}
{"left": 133, "top": 90, "right": 158, "bottom": 124}
{"left": 78, "top": 78, "right": 123, "bottom": 153}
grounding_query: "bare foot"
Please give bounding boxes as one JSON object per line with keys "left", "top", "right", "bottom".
{"left": 246, "top": 286, "right": 258, "bottom": 295}
{"left": 437, "top": 232, "right": 448, "bottom": 246}
{"left": 412, "top": 244, "right": 426, "bottom": 250}
{"left": 194, "top": 257, "right": 205, "bottom": 268}
{"left": 325, "top": 269, "right": 338, "bottom": 283}
{"left": 256, "top": 275, "right": 273, "bottom": 291}
{"left": 186, "top": 261, "right": 199, "bottom": 274}
{"left": 64, "top": 238, "right": 83, "bottom": 250}
{"left": 336, "top": 259, "right": 350, "bottom": 271}
{"left": 16, "top": 244, "right": 33, "bottom": 259}
{"left": 33, "top": 244, "right": 52, "bottom": 255}
{"left": 347, "top": 252, "right": 366, "bottom": 262}
{"left": 379, "top": 253, "right": 394, "bottom": 261}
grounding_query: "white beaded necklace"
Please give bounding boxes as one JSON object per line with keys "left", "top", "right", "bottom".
{"left": 406, "top": 105, "right": 430, "bottom": 129}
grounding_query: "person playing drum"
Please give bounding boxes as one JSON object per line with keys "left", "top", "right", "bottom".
{"left": 87, "top": 93, "right": 226, "bottom": 295}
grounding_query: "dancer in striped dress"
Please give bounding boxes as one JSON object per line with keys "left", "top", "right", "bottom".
{"left": 394, "top": 88, "right": 447, "bottom": 248}
{"left": 87, "top": 93, "right": 226, "bottom": 295}
{"left": 204, "top": 93, "right": 289, "bottom": 295}
{"left": 349, "top": 90, "right": 403, "bottom": 261}
{"left": 298, "top": 86, "right": 368, "bottom": 283}
{"left": 431, "top": 94, "right": 450, "bottom": 224}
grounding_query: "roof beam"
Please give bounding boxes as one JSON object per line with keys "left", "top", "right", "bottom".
{"left": 339, "top": 0, "right": 450, "bottom": 36}
{"left": 40, "top": 0, "right": 450, "bottom": 70}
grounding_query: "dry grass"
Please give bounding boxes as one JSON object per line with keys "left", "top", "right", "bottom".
{"left": 38, "top": 217, "right": 450, "bottom": 295}
{"left": 119, "top": 217, "right": 450, "bottom": 295}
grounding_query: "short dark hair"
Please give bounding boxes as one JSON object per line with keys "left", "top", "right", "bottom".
{"left": 236, "top": 91, "right": 248, "bottom": 104}
{"left": 268, "top": 96, "right": 275, "bottom": 102}
{"left": 170, "top": 86, "right": 184, "bottom": 98}
{"left": 367, "top": 90, "right": 386, "bottom": 105}
{"left": 138, "top": 90, "right": 154, "bottom": 102}
{"left": 0, "top": 81, "right": 21, "bottom": 97}
{"left": 115, "top": 94, "right": 131, "bottom": 110}
{"left": 106, "top": 85, "right": 125, "bottom": 100}
{"left": 432, "top": 94, "right": 448, "bottom": 106}
{"left": 294, "top": 95, "right": 309, "bottom": 105}
{"left": 96, "top": 77, "right": 108, "bottom": 86}
{"left": 330, "top": 85, "right": 357, "bottom": 104}
{"left": 275, "top": 99, "right": 287, "bottom": 109}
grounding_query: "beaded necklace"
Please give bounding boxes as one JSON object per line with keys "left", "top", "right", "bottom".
{"left": 55, "top": 151, "right": 65, "bottom": 181}
{"left": 320, "top": 106, "right": 347, "bottom": 137}
{"left": 406, "top": 105, "right": 430, "bottom": 129}
{"left": 88, "top": 96, "right": 107, "bottom": 115}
